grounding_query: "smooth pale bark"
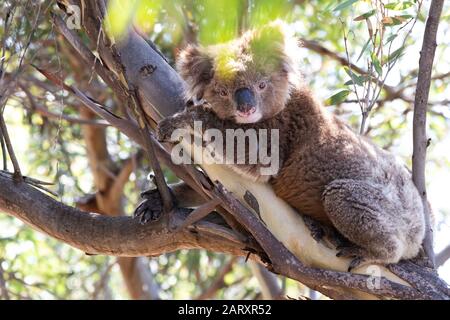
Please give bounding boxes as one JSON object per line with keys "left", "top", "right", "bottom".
{"left": 412, "top": 0, "right": 445, "bottom": 267}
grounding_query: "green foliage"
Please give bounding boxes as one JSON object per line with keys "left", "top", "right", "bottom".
{"left": 197, "top": 0, "right": 241, "bottom": 45}
{"left": 325, "top": 89, "right": 351, "bottom": 106}
{"left": 384, "top": 1, "right": 414, "bottom": 11}
{"left": 212, "top": 21, "right": 288, "bottom": 81}
{"left": 106, "top": 0, "right": 295, "bottom": 46}
{"left": 333, "top": 0, "right": 360, "bottom": 12}
{"left": 248, "top": 0, "right": 292, "bottom": 27}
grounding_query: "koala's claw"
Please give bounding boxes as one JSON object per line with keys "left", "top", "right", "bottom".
{"left": 302, "top": 216, "right": 351, "bottom": 250}
{"left": 347, "top": 257, "right": 365, "bottom": 272}
{"left": 335, "top": 245, "right": 367, "bottom": 272}
{"left": 133, "top": 188, "right": 164, "bottom": 225}
{"left": 302, "top": 215, "right": 325, "bottom": 242}
{"left": 336, "top": 245, "right": 362, "bottom": 257}
{"left": 156, "top": 118, "right": 174, "bottom": 142}
{"left": 157, "top": 115, "right": 189, "bottom": 143}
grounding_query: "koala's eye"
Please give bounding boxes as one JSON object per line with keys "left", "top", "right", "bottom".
{"left": 219, "top": 89, "right": 228, "bottom": 97}
{"left": 258, "top": 81, "right": 267, "bottom": 90}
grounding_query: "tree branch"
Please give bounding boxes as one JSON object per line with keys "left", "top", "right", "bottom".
{"left": 299, "top": 38, "right": 398, "bottom": 98}
{"left": 248, "top": 261, "right": 283, "bottom": 299}
{"left": 412, "top": 0, "right": 444, "bottom": 267}
{"left": 437, "top": 244, "right": 450, "bottom": 268}
{"left": 196, "top": 257, "right": 238, "bottom": 300}
{"left": 19, "top": 83, "right": 109, "bottom": 127}
{"left": 0, "top": 173, "right": 252, "bottom": 259}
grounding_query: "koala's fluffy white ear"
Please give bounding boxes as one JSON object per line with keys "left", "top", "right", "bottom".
{"left": 176, "top": 45, "right": 214, "bottom": 100}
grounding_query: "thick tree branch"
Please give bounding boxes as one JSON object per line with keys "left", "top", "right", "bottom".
{"left": 412, "top": 0, "right": 444, "bottom": 267}
{"left": 0, "top": 173, "right": 251, "bottom": 259}
{"left": 437, "top": 244, "right": 450, "bottom": 268}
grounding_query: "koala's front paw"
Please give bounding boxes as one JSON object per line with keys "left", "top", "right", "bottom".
{"left": 157, "top": 115, "right": 189, "bottom": 143}
{"left": 133, "top": 188, "right": 164, "bottom": 225}
{"left": 156, "top": 117, "right": 175, "bottom": 142}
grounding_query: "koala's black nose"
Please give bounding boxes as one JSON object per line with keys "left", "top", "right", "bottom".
{"left": 234, "top": 88, "right": 256, "bottom": 112}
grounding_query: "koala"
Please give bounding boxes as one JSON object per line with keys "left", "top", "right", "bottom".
{"left": 145, "top": 22, "right": 426, "bottom": 270}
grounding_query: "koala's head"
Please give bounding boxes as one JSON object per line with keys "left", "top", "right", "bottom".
{"left": 177, "top": 21, "right": 301, "bottom": 123}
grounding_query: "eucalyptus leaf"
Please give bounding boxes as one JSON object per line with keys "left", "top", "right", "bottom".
{"left": 357, "top": 38, "right": 371, "bottom": 62}
{"left": 326, "top": 90, "right": 351, "bottom": 105}
{"left": 371, "top": 53, "right": 383, "bottom": 76}
{"left": 354, "top": 9, "right": 376, "bottom": 21}
{"left": 333, "top": 0, "right": 360, "bottom": 12}
{"left": 385, "top": 1, "right": 414, "bottom": 10}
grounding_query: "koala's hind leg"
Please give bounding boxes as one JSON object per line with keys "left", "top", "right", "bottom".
{"left": 302, "top": 215, "right": 350, "bottom": 249}
{"left": 322, "top": 179, "right": 404, "bottom": 270}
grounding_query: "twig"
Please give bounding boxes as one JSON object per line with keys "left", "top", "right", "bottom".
{"left": 0, "top": 111, "right": 23, "bottom": 180}
{"left": 0, "top": 122, "right": 6, "bottom": 170}
{"left": 436, "top": 244, "right": 450, "bottom": 267}
{"left": 364, "top": 6, "right": 422, "bottom": 134}
{"left": 300, "top": 38, "right": 395, "bottom": 97}
{"left": 412, "top": 0, "right": 444, "bottom": 268}
{"left": 0, "top": 171, "right": 57, "bottom": 197}
{"left": 0, "top": 171, "right": 53, "bottom": 186}
{"left": 92, "top": 259, "right": 115, "bottom": 300}
{"left": 131, "top": 91, "right": 175, "bottom": 214}
{"left": 340, "top": 20, "right": 365, "bottom": 126}
{"left": 196, "top": 257, "right": 237, "bottom": 300}
{"left": 338, "top": 1, "right": 422, "bottom": 134}
{"left": 19, "top": 83, "right": 109, "bottom": 127}
{"left": 249, "top": 261, "right": 283, "bottom": 299}
{"left": 51, "top": 13, "right": 129, "bottom": 105}
{"left": 175, "top": 197, "right": 222, "bottom": 231}
{"left": 0, "top": 259, "right": 10, "bottom": 300}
